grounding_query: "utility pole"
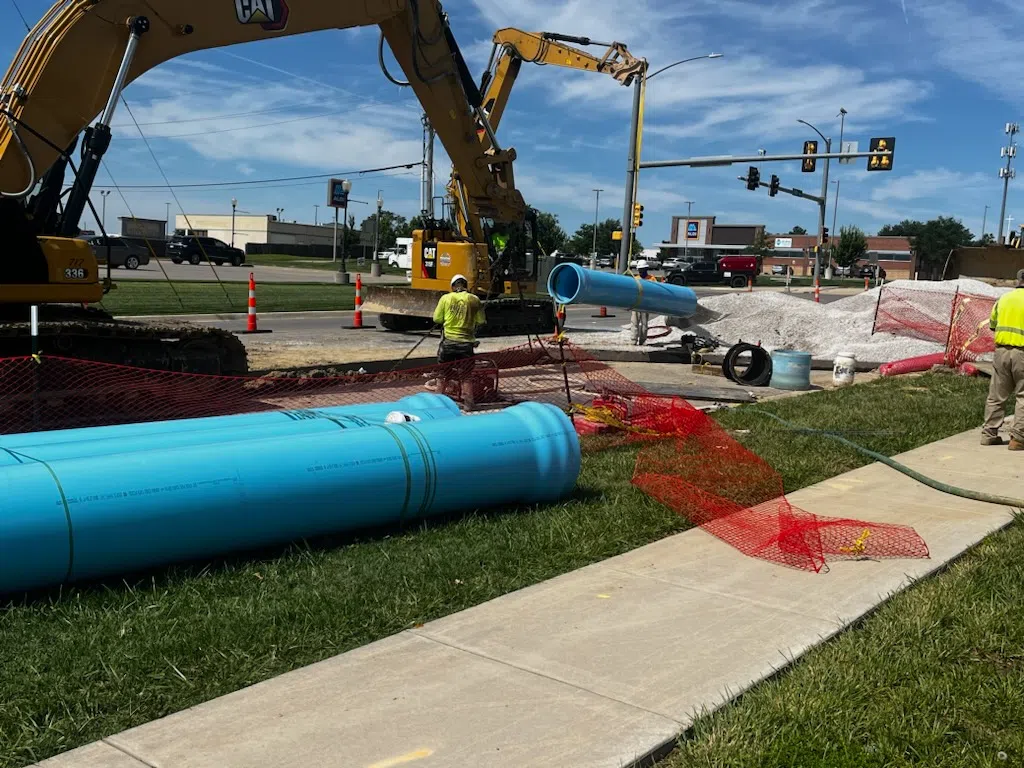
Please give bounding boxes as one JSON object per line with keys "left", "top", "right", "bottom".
{"left": 982, "top": 205, "right": 990, "bottom": 241}
{"left": 314, "top": 204, "right": 319, "bottom": 226}
{"left": 373, "top": 191, "right": 383, "bottom": 261}
{"left": 590, "top": 188, "right": 603, "bottom": 269}
{"left": 998, "top": 123, "right": 1019, "bottom": 244}
{"left": 618, "top": 72, "right": 645, "bottom": 273}
{"left": 422, "top": 114, "right": 436, "bottom": 217}
{"left": 831, "top": 179, "right": 840, "bottom": 245}
{"left": 230, "top": 197, "right": 237, "bottom": 247}
{"left": 683, "top": 200, "right": 694, "bottom": 262}
{"left": 165, "top": 201, "right": 170, "bottom": 237}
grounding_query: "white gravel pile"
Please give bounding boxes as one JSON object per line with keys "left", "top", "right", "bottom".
{"left": 573, "top": 279, "right": 1010, "bottom": 363}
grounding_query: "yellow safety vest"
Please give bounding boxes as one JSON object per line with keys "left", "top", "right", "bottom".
{"left": 433, "top": 291, "right": 486, "bottom": 343}
{"left": 990, "top": 288, "right": 1024, "bottom": 347}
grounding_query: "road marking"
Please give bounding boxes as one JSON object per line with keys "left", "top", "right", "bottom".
{"left": 596, "top": 593, "right": 612, "bottom": 599}
{"left": 367, "top": 748, "right": 434, "bottom": 767}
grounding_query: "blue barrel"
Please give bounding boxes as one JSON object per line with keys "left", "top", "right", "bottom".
{"left": 770, "top": 349, "right": 813, "bottom": 391}
{"left": 547, "top": 262, "right": 697, "bottom": 318}
{"left": 0, "top": 402, "right": 580, "bottom": 594}
{"left": 0, "top": 394, "right": 461, "bottom": 468}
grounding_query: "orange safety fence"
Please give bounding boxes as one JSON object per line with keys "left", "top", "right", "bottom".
{"left": 872, "top": 285, "right": 997, "bottom": 368}
{"left": 0, "top": 340, "right": 928, "bottom": 573}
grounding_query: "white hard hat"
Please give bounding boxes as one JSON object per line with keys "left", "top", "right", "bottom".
{"left": 636, "top": 259, "right": 649, "bottom": 270}
{"left": 451, "top": 274, "right": 468, "bottom": 287}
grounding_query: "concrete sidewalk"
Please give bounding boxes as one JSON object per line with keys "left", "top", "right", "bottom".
{"left": 38, "top": 428, "right": 1020, "bottom": 768}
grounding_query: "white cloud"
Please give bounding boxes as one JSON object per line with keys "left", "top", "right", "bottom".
{"left": 868, "top": 168, "right": 989, "bottom": 202}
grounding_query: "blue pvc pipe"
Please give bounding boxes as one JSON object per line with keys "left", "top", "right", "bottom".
{"left": 0, "top": 394, "right": 461, "bottom": 468}
{"left": 0, "top": 402, "right": 580, "bottom": 594}
{"left": 547, "top": 262, "right": 698, "bottom": 317}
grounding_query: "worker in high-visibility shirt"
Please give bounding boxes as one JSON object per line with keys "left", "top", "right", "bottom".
{"left": 982, "top": 268, "right": 1024, "bottom": 449}
{"left": 630, "top": 259, "right": 661, "bottom": 346}
{"left": 433, "top": 273, "right": 486, "bottom": 363}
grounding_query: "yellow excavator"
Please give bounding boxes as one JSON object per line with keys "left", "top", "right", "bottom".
{"left": 0, "top": 0, "right": 642, "bottom": 370}
{"left": 363, "top": 28, "right": 643, "bottom": 332}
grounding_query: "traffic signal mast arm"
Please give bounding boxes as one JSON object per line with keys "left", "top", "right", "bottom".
{"left": 737, "top": 175, "right": 824, "bottom": 204}
{"left": 641, "top": 149, "right": 892, "bottom": 169}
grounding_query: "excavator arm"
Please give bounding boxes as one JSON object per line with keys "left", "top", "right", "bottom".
{"left": 0, "top": 0, "right": 522, "bottom": 233}
{"left": 446, "top": 29, "right": 642, "bottom": 241}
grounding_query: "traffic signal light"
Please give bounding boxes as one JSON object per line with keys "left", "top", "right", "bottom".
{"left": 822, "top": 227, "right": 830, "bottom": 246}
{"left": 802, "top": 140, "right": 818, "bottom": 173}
{"left": 867, "top": 137, "right": 895, "bottom": 171}
{"left": 745, "top": 166, "right": 760, "bottom": 191}
{"left": 769, "top": 174, "right": 780, "bottom": 197}
{"left": 632, "top": 203, "right": 644, "bottom": 228}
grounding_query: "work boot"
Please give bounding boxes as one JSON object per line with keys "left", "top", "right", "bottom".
{"left": 981, "top": 434, "right": 1004, "bottom": 446}
{"left": 1010, "top": 438, "right": 1024, "bottom": 451}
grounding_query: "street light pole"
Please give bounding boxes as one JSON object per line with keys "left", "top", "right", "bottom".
{"left": 831, "top": 179, "right": 840, "bottom": 246}
{"left": 165, "top": 201, "right": 170, "bottom": 237}
{"left": 231, "top": 197, "right": 237, "bottom": 247}
{"left": 340, "top": 179, "right": 352, "bottom": 276}
{"left": 683, "top": 200, "right": 694, "bottom": 262}
{"left": 314, "top": 204, "right": 319, "bottom": 226}
{"left": 590, "top": 188, "right": 603, "bottom": 268}
{"left": 620, "top": 52, "right": 723, "bottom": 273}
{"left": 100, "top": 189, "right": 110, "bottom": 230}
{"left": 982, "top": 204, "right": 990, "bottom": 241}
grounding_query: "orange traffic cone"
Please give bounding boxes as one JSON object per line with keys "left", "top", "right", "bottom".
{"left": 344, "top": 273, "right": 376, "bottom": 329}
{"left": 239, "top": 272, "right": 272, "bottom": 335}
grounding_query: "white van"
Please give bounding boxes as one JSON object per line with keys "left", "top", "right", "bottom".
{"left": 387, "top": 237, "right": 413, "bottom": 270}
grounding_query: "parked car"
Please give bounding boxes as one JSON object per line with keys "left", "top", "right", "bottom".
{"left": 167, "top": 235, "right": 245, "bottom": 266}
{"left": 833, "top": 264, "right": 853, "bottom": 277}
{"left": 854, "top": 262, "right": 887, "bottom": 280}
{"left": 660, "top": 257, "right": 684, "bottom": 270}
{"left": 82, "top": 235, "right": 150, "bottom": 270}
{"left": 666, "top": 256, "right": 758, "bottom": 288}
{"left": 596, "top": 255, "right": 615, "bottom": 269}
{"left": 628, "top": 256, "right": 662, "bottom": 270}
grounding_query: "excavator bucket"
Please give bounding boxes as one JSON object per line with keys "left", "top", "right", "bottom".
{"left": 360, "top": 285, "right": 444, "bottom": 331}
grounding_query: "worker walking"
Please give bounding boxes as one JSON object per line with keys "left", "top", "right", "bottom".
{"left": 981, "top": 268, "right": 1024, "bottom": 449}
{"left": 630, "top": 259, "right": 659, "bottom": 346}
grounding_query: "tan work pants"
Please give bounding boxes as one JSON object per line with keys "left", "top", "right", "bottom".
{"left": 983, "top": 346, "right": 1024, "bottom": 441}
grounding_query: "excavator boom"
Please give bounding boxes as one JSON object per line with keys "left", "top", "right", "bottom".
{"left": 0, "top": 0, "right": 522, "bottom": 226}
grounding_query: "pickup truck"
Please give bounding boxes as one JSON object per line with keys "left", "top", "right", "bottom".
{"left": 665, "top": 256, "right": 758, "bottom": 288}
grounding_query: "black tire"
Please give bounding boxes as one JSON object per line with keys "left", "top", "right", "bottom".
{"left": 213, "top": 259, "right": 224, "bottom": 266}
{"left": 669, "top": 275, "right": 687, "bottom": 286}
{"left": 171, "top": 258, "right": 183, "bottom": 264}
{"left": 189, "top": 253, "right": 202, "bottom": 265}
{"left": 124, "top": 255, "right": 140, "bottom": 270}
{"left": 730, "top": 275, "right": 748, "bottom": 289}
{"left": 231, "top": 254, "right": 243, "bottom": 267}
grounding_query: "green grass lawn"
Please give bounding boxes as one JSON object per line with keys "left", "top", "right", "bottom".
{"left": 246, "top": 253, "right": 409, "bottom": 276}
{"left": 0, "top": 373, "right": 992, "bottom": 767}
{"left": 99, "top": 280, "right": 355, "bottom": 316}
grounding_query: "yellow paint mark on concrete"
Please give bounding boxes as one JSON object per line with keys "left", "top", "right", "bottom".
{"left": 596, "top": 594, "right": 612, "bottom": 599}
{"left": 826, "top": 481, "right": 855, "bottom": 492}
{"left": 939, "top": 455, "right": 955, "bottom": 461}
{"left": 367, "top": 748, "right": 434, "bottom": 767}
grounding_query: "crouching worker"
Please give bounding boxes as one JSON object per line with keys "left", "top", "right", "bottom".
{"left": 433, "top": 274, "right": 486, "bottom": 404}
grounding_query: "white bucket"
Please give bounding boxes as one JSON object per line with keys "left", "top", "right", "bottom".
{"left": 833, "top": 351, "right": 857, "bottom": 388}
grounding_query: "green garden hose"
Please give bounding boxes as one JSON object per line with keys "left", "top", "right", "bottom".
{"left": 749, "top": 409, "right": 1024, "bottom": 510}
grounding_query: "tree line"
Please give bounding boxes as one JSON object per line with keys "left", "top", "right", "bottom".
{"left": 343, "top": 209, "right": 640, "bottom": 257}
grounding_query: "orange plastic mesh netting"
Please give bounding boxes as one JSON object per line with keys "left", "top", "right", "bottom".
{"left": 0, "top": 340, "right": 928, "bottom": 572}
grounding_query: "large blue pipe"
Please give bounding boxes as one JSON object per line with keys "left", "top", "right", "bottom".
{"left": 547, "top": 262, "right": 698, "bottom": 317}
{"left": 0, "top": 402, "right": 580, "bottom": 594}
{"left": 0, "top": 394, "right": 461, "bottom": 467}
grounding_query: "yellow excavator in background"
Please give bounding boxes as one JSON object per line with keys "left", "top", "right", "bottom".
{"left": 0, "top": 0, "right": 643, "bottom": 370}
{"left": 363, "top": 28, "right": 643, "bottom": 332}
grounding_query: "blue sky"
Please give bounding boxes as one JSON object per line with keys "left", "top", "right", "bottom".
{"left": 1, "top": 0, "right": 1019, "bottom": 243}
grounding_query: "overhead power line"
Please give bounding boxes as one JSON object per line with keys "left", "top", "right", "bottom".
{"left": 88, "top": 162, "right": 424, "bottom": 190}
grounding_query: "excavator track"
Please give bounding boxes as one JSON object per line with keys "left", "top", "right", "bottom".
{"left": 372, "top": 290, "right": 555, "bottom": 337}
{"left": 0, "top": 305, "right": 248, "bottom": 375}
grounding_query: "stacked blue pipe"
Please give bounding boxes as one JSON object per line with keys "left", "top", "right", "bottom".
{"left": 0, "top": 393, "right": 462, "bottom": 467}
{"left": 0, "top": 401, "right": 580, "bottom": 594}
{"left": 547, "top": 262, "right": 698, "bottom": 318}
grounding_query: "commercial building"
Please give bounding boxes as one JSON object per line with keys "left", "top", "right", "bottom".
{"left": 659, "top": 214, "right": 915, "bottom": 279}
{"left": 174, "top": 213, "right": 339, "bottom": 251}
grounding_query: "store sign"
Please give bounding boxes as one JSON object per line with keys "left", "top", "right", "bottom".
{"left": 686, "top": 221, "right": 700, "bottom": 239}
{"left": 774, "top": 237, "right": 793, "bottom": 249}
